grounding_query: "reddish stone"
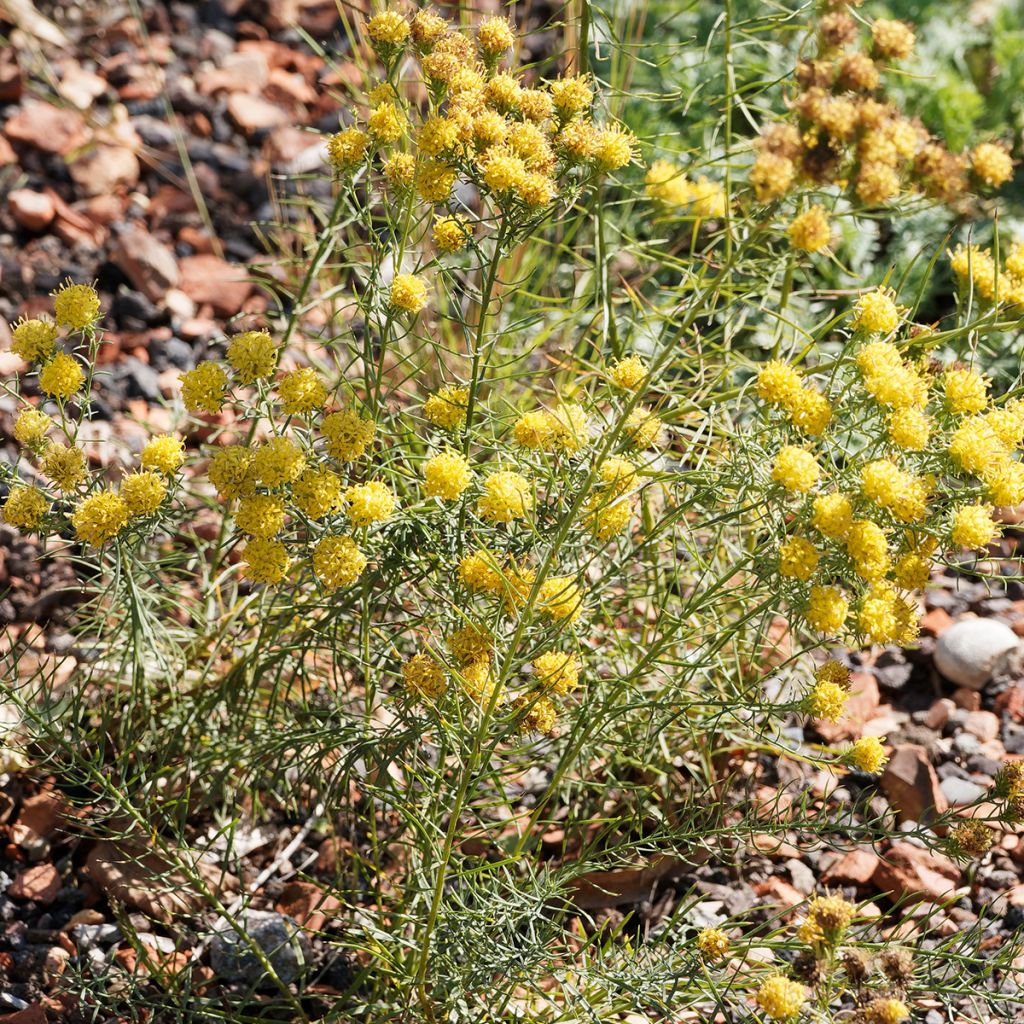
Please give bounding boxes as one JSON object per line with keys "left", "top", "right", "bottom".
{"left": 996, "top": 687, "right": 1024, "bottom": 723}
{"left": 880, "top": 744, "right": 948, "bottom": 825}
{"left": 5, "top": 101, "right": 87, "bottom": 155}
{"left": 752, "top": 876, "right": 804, "bottom": 911}
{"left": 8, "top": 189, "right": 54, "bottom": 231}
{"left": 227, "top": 93, "right": 288, "bottom": 134}
{"left": 17, "top": 786, "right": 64, "bottom": 838}
{"left": 924, "top": 698, "right": 955, "bottom": 730}
{"left": 8, "top": 863, "right": 60, "bottom": 905}
{"left": 276, "top": 880, "right": 342, "bottom": 932}
{"left": 920, "top": 607, "right": 954, "bottom": 636}
{"left": 822, "top": 847, "right": 880, "bottom": 886}
{"left": 0, "top": 1005, "right": 46, "bottom": 1024}
{"left": 951, "top": 687, "right": 982, "bottom": 712}
{"left": 872, "top": 842, "right": 961, "bottom": 903}
{"left": 177, "top": 255, "right": 253, "bottom": 317}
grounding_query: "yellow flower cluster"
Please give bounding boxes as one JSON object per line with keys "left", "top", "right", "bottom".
{"left": 645, "top": 159, "right": 727, "bottom": 219}
{"left": 757, "top": 288, "right": 1024, "bottom": 651}
{"left": 750, "top": 8, "right": 1009, "bottom": 209}
{"left": 949, "top": 240, "right": 1024, "bottom": 308}
{"left": 326, "top": 5, "right": 636, "bottom": 240}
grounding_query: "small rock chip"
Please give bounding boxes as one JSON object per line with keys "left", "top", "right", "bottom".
{"left": 5, "top": 100, "right": 87, "bottom": 155}
{"left": 111, "top": 228, "right": 180, "bottom": 301}
{"left": 8, "top": 863, "right": 60, "bottom": 905}
{"left": 880, "top": 744, "right": 948, "bottom": 825}
{"left": 8, "top": 189, "right": 55, "bottom": 232}
{"left": 209, "top": 909, "right": 311, "bottom": 986}
{"left": 178, "top": 255, "right": 253, "bottom": 317}
{"left": 872, "top": 842, "right": 961, "bottom": 903}
{"left": 822, "top": 847, "right": 881, "bottom": 886}
{"left": 227, "top": 93, "right": 289, "bottom": 135}
{"left": 924, "top": 698, "right": 955, "bottom": 730}
{"left": 962, "top": 710, "right": 1000, "bottom": 743}
{"left": 933, "top": 617, "right": 1019, "bottom": 690}
{"left": 69, "top": 145, "right": 140, "bottom": 196}
{"left": 939, "top": 776, "right": 986, "bottom": 806}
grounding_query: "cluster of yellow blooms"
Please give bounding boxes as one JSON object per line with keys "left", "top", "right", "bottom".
{"left": 3, "top": 285, "right": 186, "bottom": 548}
{"left": 757, "top": 285, "right": 1023, "bottom": 654}
{"left": 748, "top": 894, "right": 913, "bottom": 1022}
{"left": 749, "top": 1, "right": 1012, "bottom": 226}
{"left": 644, "top": 158, "right": 727, "bottom": 219}
{"left": 178, "top": 329, "right": 383, "bottom": 586}
{"left": 402, "top": 353, "right": 660, "bottom": 734}
{"left": 321, "top": 6, "right": 637, "bottom": 320}
{"left": 949, "top": 238, "right": 1024, "bottom": 309}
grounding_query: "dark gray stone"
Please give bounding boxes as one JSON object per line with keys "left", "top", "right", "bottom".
{"left": 209, "top": 910, "right": 311, "bottom": 987}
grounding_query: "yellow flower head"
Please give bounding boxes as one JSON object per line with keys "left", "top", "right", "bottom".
{"left": 786, "top": 388, "right": 832, "bottom": 436}
{"left": 534, "top": 651, "right": 579, "bottom": 695}
{"left": 807, "top": 678, "right": 849, "bottom": 723}
{"left": 120, "top": 471, "right": 167, "bottom": 517}
{"left": 72, "top": 491, "right": 129, "bottom": 546}
{"left": 141, "top": 435, "right": 185, "bottom": 475}
{"left": 808, "top": 894, "right": 855, "bottom": 936}
{"left": 478, "top": 470, "right": 532, "bottom": 523}
{"left": 860, "top": 459, "right": 929, "bottom": 523}
{"left": 241, "top": 537, "right": 289, "bottom": 584}
{"left": 538, "top": 575, "right": 583, "bottom": 623}
{"left": 610, "top": 354, "right": 648, "bottom": 391}
{"left": 592, "top": 125, "right": 636, "bottom": 171}
{"left": 971, "top": 142, "right": 1013, "bottom": 188}
{"left": 696, "top": 927, "right": 730, "bottom": 959}
{"left": 383, "top": 152, "right": 416, "bottom": 190}
{"left": 858, "top": 583, "right": 900, "bottom": 643}
{"left": 208, "top": 445, "right": 258, "bottom": 500}
{"left": 755, "top": 976, "right": 806, "bottom": 1021}
{"left": 847, "top": 735, "right": 888, "bottom": 773}
{"left": 811, "top": 492, "right": 852, "bottom": 538}
{"left": 13, "top": 408, "right": 52, "bottom": 447}
{"left": 433, "top": 214, "right": 473, "bottom": 253}
{"left": 227, "top": 330, "right": 278, "bottom": 385}
{"left": 403, "top": 651, "right": 446, "bottom": 699}
{"left": 313, "top": 535, "right": 367, "bottom": 589}
{"left": 52, "top": 281, "right": 100, "bottom": 330}
{"left": 321, "top": 410, "right": 376, "bottom": 461}
{"left": 344, "top": 479, "right": 395, "bottom": 526}
{"left": 390, "top": 272, "right": 428, "bottom": 314}
{"left": 410, "top": 9, "right": 447, "bottom": 49}
{"left": 367, "top": 101, "right": 405, "bottom": 143}
{"left": 416, "top": 160, "right": 458, "bottom": 203}
{"left": 756, "top": 361, "right": 803, "bottom": 406}
{"left": 770, "top": 446, "right": 819, "bottom": 493}
{"left": 423, "top": 450, "right": 472, "bottom": 501}
{"left": 235, "top": 494, "right": 286, "bottom": 538}
{"left": 846, "top": 519, "right": 890, "bottom": 579}
{"left": 41, "top": 443, "right": 87, "bottom": 491}
{"left": 549, "top": 75, "right": 592, "bottom": 116}
{"left": 39, "top": 352, "right": 84, "bottom": 400}
{"left": 180, "top": 361, "right": 228, "bottom": 415}
{"left": 447, "top": 623, "right": 494, "bottom": 666}
{"left": 459, "top": 548, "right": 503, "bottom": 592}
{"left": 850, "top": 287, "right": 903, "bottom": 334}
{"left": 887, "top": 408, "right": 931, "bottom": 450}
{"left": 294, "top": 467, "right": 344, "bottom": 520}
{"left": 477, "top": 16, "right": 514, "bottom": 57}
{"left": 807, "top": 585, "right": 848, "bottom": 634}
{"left": 326, "top": 127, "right": 369, "bottom": 173}
{"left": 251, "top": 437, "right": 304, "bottom": 488}
{"left": 787, "top": 206, "right": 831, "bottom": 252}
{"left": 943, "top": 367, "right": 989, "bottom": 415}
{"left": 10, "top": 318, "right": 57, "bottom": 363}
{"left": 750, "top": 152, "right": 795, "bottom": 202}
{"left": 872, "top": 18, "right": 915, "bottom": 59}
{"left": 2, "top": 485, "right": 48, "bottom": 532}
{"left": 511, "top": 693, "right": 557, "bottom": 734}
{"left": 278, "top": 367, "right": 327, "bottom": 416}
{"left": 779, "top": 536, "right": 819, "bottom": 581}
{"left": 424, "top": 384, "right": 469, "bottom": 430}
{"left": 864, "top": 998, "right": 910, "bottom": 1024}
{"left": 951, "top": 503, "right": 998, "bottom": 550}
{"left": 366, "top": 9, "right": 410, "bottom": 50}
